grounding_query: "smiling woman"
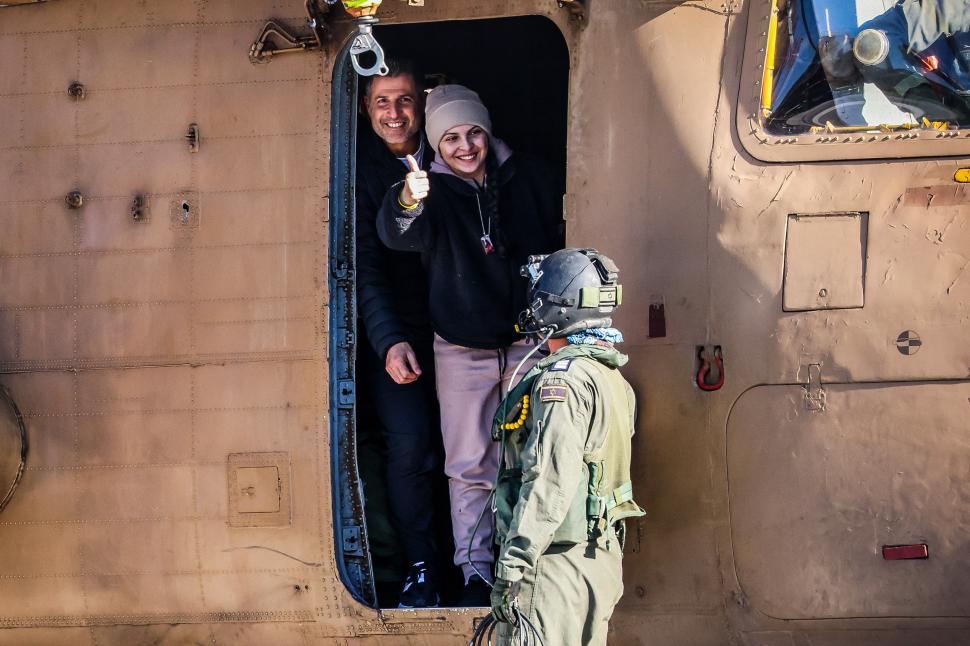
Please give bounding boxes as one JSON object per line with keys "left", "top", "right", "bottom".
{"left": 437, "top": 125, "right": 489, "bottom": 183}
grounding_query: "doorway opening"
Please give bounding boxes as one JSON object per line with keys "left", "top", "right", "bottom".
{"left": 329, "top": 14, "right": 570, "bottom": 609}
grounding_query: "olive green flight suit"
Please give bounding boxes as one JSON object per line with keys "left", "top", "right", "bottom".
{"left": 492, "top": 343, "right": 644, "bottom": 646}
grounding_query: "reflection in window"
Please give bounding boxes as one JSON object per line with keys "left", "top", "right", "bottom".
{"left": 761, "top": 0, "right": 970, "bottom": 135}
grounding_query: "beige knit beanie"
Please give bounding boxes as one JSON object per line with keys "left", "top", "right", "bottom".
{"left": 424, "top": 84, "right": 492, "bottom": 150}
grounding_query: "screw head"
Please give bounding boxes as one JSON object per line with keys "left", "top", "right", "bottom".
{"left": 67, "top": 81, "right": 85, "bottom": 100}
{"left": 65, "top": 191, "right": 83, "bottom": 209}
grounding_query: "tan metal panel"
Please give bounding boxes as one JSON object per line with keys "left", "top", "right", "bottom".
{"left": 194, "top": 406, "right": 317, "bottom": 457}
{"left": 0, "top": 1, "right": 79, "bottom": 34}
{"left": 17, "top": 415, "right": 74, "bottom": 467}
{"left": 81, "top": 573, "right": 206, "bottom": 615}
{"left": 0, "top": 578, "right": 90, "bottom": 618}
{"left": 0, "top": 36, "right": 25, "bottom": 95}
{"left": 0, "top": 628, "right": 94, "bottom": 646}
{"left": 200, "top": 572, "right": 319, "bottom": 615}
{"left": 0, "top": 97, "right": 21, "bottom": 147}
{"left": 196, "top": 76, "right": 320, "bottom": 138}
{"left": 0, "top": 525, "right": 81, "bottom": 576}
{"left": 0, "top": 469, "right": 76, "bottom": 522}
{"left": 0, "top": 203, "right": 74, "bottom": 255}
{"left": 80, "top": 0, "right": 200, "bottom": 28}
{"left": 569, "top": 8, "right": 726, "bottom": 638}
{"left": 78, "top": 196, "right": 186, "bottom": 251}
{"left": 20, "top": 93, "right": 76, "bottom": 147}
{"left": 21, "top": 32, "right": 76, "bottom": 93}
{"left": 193, "top": 244, "right": 316, "bottom": 300}
{"left": 0, "top": 149, "right": 76, "bottom": 202}
{"left": 0, "top": 256, "right": 75, "bottom": 307}
{"left": 77, "top": 86, "right": 194, "bottom": 145}
{"left": 78, "top": 521, "right": 199, "bottom": 574}
{"left": 193, "top": 301, "right": 317, "bottom": 356}
{"left": 728, "top": 381, "right": 970, "bottom": 619}
{"left": 77, "top": 251, "right": 192, "bottom": 303}
{"left": 79, "top": 142, "right": 192, "bottom": 197}
{"left": 197, "top": 136, "right": 319, "bottom": 192}
{"left": 76, "top": 411, "right": 195, "bottom": 465}
{"left": 192, "top": 191, "right": 323, "bottom": 247}
{"left": 0, "top": 309, "right": 76, "bottom": 366}
{"left": 78, "top": 26, "right": 197, "bottom": 90}
{"left": 192, "top": 359, "right": 318, "bottom": 408}
{"left": 196, "top": 519, "right": 324, "bottom": 571}
{"left": 83, "top": 319, "right": 185, "bottom": 368}
{"left": 76, "top": 466, "right": 196, "bottom": 519}
{"left": 783, "top": 213, "right": 866, "bottom": 311}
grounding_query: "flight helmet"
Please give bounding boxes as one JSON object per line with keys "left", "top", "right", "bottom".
{"left": 517, "top": 248, "right": 623, "bottom": 338}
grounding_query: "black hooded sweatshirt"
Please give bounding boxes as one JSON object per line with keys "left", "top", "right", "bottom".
{"left": 377, "top": 151, "right": 564, "bottom": 350}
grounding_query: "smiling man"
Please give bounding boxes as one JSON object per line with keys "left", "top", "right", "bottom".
{"left": 355, "top": 59, "right": 444, "bottom": 608}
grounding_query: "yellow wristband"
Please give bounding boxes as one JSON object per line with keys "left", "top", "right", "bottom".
{"left": 398, "top": 194, "right": 419, "bottom": 210}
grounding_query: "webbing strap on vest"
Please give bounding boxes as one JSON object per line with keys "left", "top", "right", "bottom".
{"left": 586, "top": 462, "right": 605, "bottom": 536}
{"left": 606, "top": 481, "right": 634, "bottom": 511}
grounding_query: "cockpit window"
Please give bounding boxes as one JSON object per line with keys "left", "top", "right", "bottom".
{"left": 761, "top": 0, "right": 970, "bottom": 135}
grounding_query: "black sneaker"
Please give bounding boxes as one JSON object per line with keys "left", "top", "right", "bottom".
{"left": 398, "top": 562, "right": 439, "bottom": 608}
{"left": 457, "top": 574, "right": 492, "bottom": 607}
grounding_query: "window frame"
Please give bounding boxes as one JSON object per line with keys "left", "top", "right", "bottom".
{"left": 736, "top": 0, "right": 970, "bottom": 162}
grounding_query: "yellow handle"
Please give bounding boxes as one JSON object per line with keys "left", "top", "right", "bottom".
{"left": 341, "top": 0, "right": 382, "bottom": 18}
{"left": 761, "top": 0, "right": 780, "bottom": 120}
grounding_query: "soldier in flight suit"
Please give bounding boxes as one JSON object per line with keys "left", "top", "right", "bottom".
{"left": 489, "top": 249, "right": 645, "bottom": 645}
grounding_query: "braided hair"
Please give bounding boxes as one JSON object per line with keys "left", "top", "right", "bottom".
{"left": 481, "top": 148, "right": 507, "bottom": 257}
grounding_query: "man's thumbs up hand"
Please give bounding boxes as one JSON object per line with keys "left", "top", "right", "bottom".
{"left": 406, "top": 154, "right": 421, "bottom": 173}
{"left": 400, "top": 154, "right": 429, "bottom": 207}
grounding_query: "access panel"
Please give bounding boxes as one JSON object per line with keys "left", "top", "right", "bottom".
{"left": 727, "top": 380, "right": 970, "bottom": 619}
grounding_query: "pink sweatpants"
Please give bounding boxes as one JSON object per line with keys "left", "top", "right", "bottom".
{"left": 433, "top": 335, "right": 540, "bottom": 583}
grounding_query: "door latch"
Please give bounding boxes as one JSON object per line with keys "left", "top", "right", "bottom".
{"left": 185, "top": 123, "right": 200, "bottom": 153}
{"left": 131, "top": 194, "right": 148, "bottom": 221}
{"left": 803, "top": 363, "right": 825, "bottom": 411}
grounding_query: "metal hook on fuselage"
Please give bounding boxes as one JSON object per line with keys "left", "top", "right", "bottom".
{"left": 696, "top": 345, "right": 724, "bottom": 392}
{"left": 349, "top": 19, "right": 389, "bottom": 77}
{"left": 338, "top": 0, "right": 389, "bottom": 77}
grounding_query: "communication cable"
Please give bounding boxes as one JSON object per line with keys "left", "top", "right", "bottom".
{"left": 464, "top": 330, "right": 552, "bottom": 644}
{"left": 468, "top": 607, "right": 546, "bottom": 646}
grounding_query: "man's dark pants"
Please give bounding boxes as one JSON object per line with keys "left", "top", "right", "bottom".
{"left": 359, "top": 333, "right": 442, "bottom": 568}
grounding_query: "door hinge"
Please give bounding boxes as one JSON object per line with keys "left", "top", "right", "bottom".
{"left": 337, "top": 379, "right": 355, "bottom": 408}
{"left": 342, "top": 525, "right": 364, "bottom": 555}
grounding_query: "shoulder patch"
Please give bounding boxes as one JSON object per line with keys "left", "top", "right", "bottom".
{"left": 540, "top": 385, "right": 569, "bottom": 402}
{"left": 548, "top": 358, "right": 574, "bottom": 372}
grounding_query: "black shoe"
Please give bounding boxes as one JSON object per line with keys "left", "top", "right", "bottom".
{"left": 398, "top": 562, "right": 439, "bottom": 608}
{"left": 458, "top": 574, "right": 492, "bottom": 607}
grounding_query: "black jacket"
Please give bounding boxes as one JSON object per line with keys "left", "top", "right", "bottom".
{"left": 377, "top": 153, "right": 564, "bottom": 350}
{"left": 355, "top": 127, "right": 433, "bottom": 359}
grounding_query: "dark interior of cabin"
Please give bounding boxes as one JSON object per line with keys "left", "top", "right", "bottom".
{"left": 352, "top": 15, "right": 570, "bottom": 608}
